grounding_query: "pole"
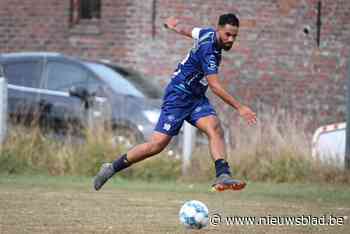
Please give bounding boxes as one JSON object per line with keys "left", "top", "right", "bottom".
{"left": 316, "top": 1, "right": 322, "bottom": 47}
{"left": 182, "top": 122, "right": 196, "bottom": 176}
{"left": 346, "top": 57, "right": 350, "bottom": 169}
{"left": 0, "top": 65, "right": 7, "bottom": 145}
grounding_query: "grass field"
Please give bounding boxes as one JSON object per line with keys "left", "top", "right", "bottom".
{"left": 0, "top": 175, "right": 349, "bottom": 234}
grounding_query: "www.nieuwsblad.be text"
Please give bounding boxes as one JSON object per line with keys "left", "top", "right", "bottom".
{"left": 209, "top": 213, "right": 347, "bottom": 226}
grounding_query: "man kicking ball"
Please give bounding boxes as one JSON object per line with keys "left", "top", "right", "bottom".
{"left": 94, "top": 13, "right": 257, "bottom": 192}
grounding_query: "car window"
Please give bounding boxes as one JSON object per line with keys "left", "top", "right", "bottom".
{"left": 46, "top": 61, "right": 88, "bottom": 91}
{"left": 102, "top": 64, "right": 163, "bottom": 99}
{"left": 88, "top": 76, "right": 108, "bottom": 97}
{"left": 4, "top": 61, "right": 42, "bottom": 88}
{"left": 84, "top": 62, "right": 144, "bottom": 98}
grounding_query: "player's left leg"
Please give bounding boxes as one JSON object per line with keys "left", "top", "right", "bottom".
{"left": 195, "top": 116, "right": 246, "bottom": 191}
{"left": 189, "top": 98, "right": 245, "bottom": 191}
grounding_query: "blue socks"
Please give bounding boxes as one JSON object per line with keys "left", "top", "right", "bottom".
{"left": 215, "top": 159, "right": 231, "bottom": 177}
{"left": 112, "top": 154, "right": 131, "bottom": 173}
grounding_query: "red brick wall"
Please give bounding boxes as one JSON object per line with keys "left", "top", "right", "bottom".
{"left": 0, "top": 0, "right": 349, "bottom": 130}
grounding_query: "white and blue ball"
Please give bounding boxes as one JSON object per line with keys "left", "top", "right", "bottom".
{"left": 179, "top": 200, "right": 209, "bottom": 229}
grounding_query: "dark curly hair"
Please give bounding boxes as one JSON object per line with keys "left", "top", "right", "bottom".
{"left": 218, "top": 13, "right": 240, "bottom": 27}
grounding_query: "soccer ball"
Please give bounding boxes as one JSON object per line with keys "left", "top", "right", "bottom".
{"left": 179, "top": 200, "right": 209, "bottom": 229}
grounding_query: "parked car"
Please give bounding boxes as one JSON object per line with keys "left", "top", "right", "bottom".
{"left": 0, "top": 52, "right": 164, "bottom": 146}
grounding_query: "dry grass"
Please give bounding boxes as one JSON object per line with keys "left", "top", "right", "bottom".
{"left": 190, "top": 109, "right": 350, "bottom": 184}
{"left": 0, "top": 125, "right": 124, "bottom": 176}
{"left": 1, "top": 109, "right": 350, "bottom": 184}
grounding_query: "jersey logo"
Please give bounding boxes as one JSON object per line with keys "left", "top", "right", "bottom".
{"left": 208, "top": 55, "right": 217, "bottom": 71}
{"left": 163, "top": 123, "right": 171, "bottom": 131}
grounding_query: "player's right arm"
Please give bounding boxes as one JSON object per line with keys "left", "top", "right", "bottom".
{"left": 164, "top": 16, "right": 198, "bottom": 39}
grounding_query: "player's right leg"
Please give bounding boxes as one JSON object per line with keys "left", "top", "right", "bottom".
{"left": 93, "top": 132, "right": 172, "bottom": 191}
{"left": 94, "top": 82, "right": 189, "bottom": 191}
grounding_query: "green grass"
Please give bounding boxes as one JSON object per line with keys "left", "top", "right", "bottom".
{"left": 1, "top": 174, "right": 350, "bottom": 205}
{"left": 0, "top": 175, "right": 349, "bottom": 234}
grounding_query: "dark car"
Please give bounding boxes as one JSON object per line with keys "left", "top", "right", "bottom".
{"left": 0, "top": 52, "right": 164, "bottom": 146}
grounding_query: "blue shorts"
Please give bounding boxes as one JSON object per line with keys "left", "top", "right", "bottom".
{"left": 154, "top": 83, "right": 217, "bottom": 136}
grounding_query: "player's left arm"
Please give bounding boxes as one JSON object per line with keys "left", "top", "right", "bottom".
{"left": 207, "top": 74, "right": 257, "bottom": 125}
{"left": 164, "top": 16, "right": 194, "bottom": 39}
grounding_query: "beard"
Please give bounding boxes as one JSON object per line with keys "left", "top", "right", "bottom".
{"left": 222, "top": 43, "right": 233, "bottom": 51}
{"left": 219, "top": 38, "right": 233, "bottom": 51}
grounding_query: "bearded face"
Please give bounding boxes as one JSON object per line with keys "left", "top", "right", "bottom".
{"left": 217, "top": 24, "right": 238, "bottom": 51}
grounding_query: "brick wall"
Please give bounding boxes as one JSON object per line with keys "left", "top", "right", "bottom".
{"left": 0, "top": 0, "right": 349, "bottom": 131}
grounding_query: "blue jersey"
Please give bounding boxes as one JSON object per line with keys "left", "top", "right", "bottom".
{"left": 170, "top": 27, "right": 222, "bottom": 96}
{"left": 155, "top": 27, "right": 220, "bottom": 136}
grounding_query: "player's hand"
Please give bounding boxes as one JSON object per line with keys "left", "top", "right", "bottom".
{"left": 238, "top": 105, "right": 257, "bottom": 125}
{"left": 164, "top": 16, "right": 178, "bottom": 30}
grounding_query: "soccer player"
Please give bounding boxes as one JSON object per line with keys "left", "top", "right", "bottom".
{"left": 94, "top": 13, "right": 257, "bottom": 192}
